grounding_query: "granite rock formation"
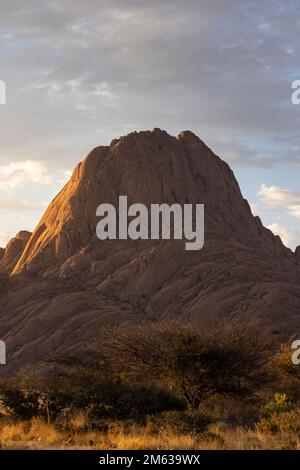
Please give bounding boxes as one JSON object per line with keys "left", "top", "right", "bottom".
{"left": 0, "top": 129, "right": 299, "bottom": 375}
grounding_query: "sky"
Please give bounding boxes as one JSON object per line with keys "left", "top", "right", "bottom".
{"left": 0, "top": 0, "right": 300, "bottom": 249}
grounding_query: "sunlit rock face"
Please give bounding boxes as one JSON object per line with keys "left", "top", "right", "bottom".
{"left": 0, "top": 129, "right": 299, "bottom": 375}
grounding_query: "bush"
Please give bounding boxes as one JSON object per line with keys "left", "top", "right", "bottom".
{"left": 201, "top": 396, "right": 262, "bottom": 427}
{"left": 0, "top": 383, "right": 74, "bottom": 422}
{"left": 88, "top": 382, "right": 183, "bottom": 421}
{"left": 102, "top": 319, "right": 272, "bottom": 410}
{"left": 146, "top": 410, "right": 211, "bottom": 435}
{"left": 255, "top": 409, "right": 300, "bottom": 435}
{"left": 264, "top": 393, "right": 292, "bottom": 415}
{"left": 0, "top": 386, "right": 40, "bottom": 420}
{"left": 271, "top": 345, "right": 300, "bottom": 402}
{"left": 255, "top": 394, "right": 297, "bottom": 435}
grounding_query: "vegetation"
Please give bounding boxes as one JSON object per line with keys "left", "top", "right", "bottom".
{"left": 101, "top": 319, "right": 271, "bottom": 410}
{"left": 0, "top": 319, "right": 299, "bottom": 449}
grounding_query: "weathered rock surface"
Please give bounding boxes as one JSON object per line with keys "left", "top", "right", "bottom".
{"left": 0, "top": 129, "right": 300, "bottom": 375}
{"left": 0, "top": 231, "right": 32, "bottom": 275}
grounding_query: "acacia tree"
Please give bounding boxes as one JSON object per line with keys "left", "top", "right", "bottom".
{"left": 102, "top": 319, "right": 272, "bottom": 410}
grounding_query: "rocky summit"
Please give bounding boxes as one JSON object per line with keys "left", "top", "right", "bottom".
{"left": 1, "top": 129, "right": 300, "bottom": 375}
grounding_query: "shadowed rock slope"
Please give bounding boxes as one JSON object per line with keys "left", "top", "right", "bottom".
{"left": 1, "top": 129, "right": 300, "bottom": 375}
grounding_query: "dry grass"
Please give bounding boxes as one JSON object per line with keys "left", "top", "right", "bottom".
{"left": 0, "top": 412, "right": 300, "bottom": 450}
{"left": 0, "top": 418, "right": 61, "bottom": 449}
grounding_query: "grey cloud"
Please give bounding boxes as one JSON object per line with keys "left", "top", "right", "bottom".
{"left": 0, "top": 0, "right": 300, "bottom": 173}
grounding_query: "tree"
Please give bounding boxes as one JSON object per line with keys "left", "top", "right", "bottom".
{"left": 102, "top": 319, "right": 272, "bottom": 410}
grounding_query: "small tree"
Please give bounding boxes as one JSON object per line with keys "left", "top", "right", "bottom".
{"left": 102, "top": 319, "right": 272, "bottom": 410}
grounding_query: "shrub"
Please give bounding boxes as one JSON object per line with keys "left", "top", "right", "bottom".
{"left": 256, "top": 394, "right": 298, "bottom": 435}
{"left": 146, "top": 410, "right": 211, "bottom": 435}
{"left": 88, "top": 382, "right": 183, "bottom": 421}
{"left": 271, "top": 344, "right": 300, "bottom": 401}
{"left": 264, "top": 393, "right": 292, "bottom": 415}
{"left": 255, "top": 409, "right": 300, "bottom": 435}
{"left": 0, "top": 386, "right": 40, "bottom": 420}
{"left": 0, "top": 382, "right": 74, "bottom": 422}
{"left": 102, "top": 319, "right": 272, "bottom": 410}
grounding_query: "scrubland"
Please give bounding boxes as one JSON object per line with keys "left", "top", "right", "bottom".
{"left": 0, "top": 320, "right": 299, "bottom": 450}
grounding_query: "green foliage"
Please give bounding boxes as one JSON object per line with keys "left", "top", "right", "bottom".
{"left": 255, "top": 393, "right": 295, "bottom": 434}
{"left": 264, "top": 393, "right": 292, "bottom": 415}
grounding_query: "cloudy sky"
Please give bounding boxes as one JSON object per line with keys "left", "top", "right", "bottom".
{"left": 0, "top": 0, "right": 300, "bottom": 249}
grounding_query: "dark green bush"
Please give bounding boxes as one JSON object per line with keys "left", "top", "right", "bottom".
{"left": 0, "top": 386, "right": 40, "bottom": 420}
{"left": 0, "top": 383, "right": 74, "bottom": 421}
{"left": 87, "top": 382, "right": 184, "bottom": 421}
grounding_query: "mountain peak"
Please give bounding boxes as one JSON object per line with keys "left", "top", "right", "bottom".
{"left": 11, "top": 130, "right": 290, "bottom": 276}
{"left": 1, "top": 129, "right": 300, "bottom": 373}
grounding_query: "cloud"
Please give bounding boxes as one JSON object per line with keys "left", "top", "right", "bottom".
{"left": 258, "top": 184, "right": 300, "bottom": 221}
{"left": 255, "top": 183, "right": 300, "bottom": 249}
{"left": 0, "top": 161, "right": 52, "bottom": 192}
{"left": 57, "top": 169, "right": 72, "bottom": 184}
{"left": 0, "top": 200, "right": 45, "bottom": 210}
{"left": 0, "top": 0, "right": 300, "bottom": 171}
{"left": 249, "top": 203, "right": 259, "bottom": 216}
{"left": 267, "top": 222, "right": 300, "bottom": 250}
{"left": 0, "top": 231, "right": 13, "bottom": 248}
